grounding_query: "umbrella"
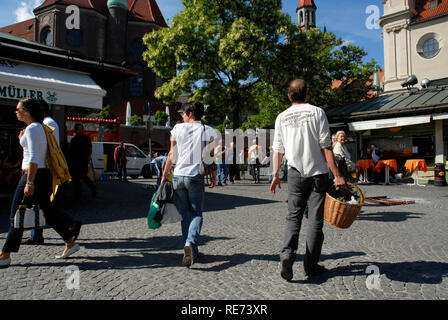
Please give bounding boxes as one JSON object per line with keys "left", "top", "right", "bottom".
{"left": 165, "top": 106, "right": 171, "bottom": 128}
{"left": 126, "top": 101, "right": 131, "bottom": 126}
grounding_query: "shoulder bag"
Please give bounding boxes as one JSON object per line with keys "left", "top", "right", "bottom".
{"left": 14, "top": 197, "right": 46, "bottom": 230}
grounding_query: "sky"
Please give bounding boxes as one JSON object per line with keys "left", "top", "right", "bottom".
{"left": 0, "top": 0, "right": 384, "bottom": 67}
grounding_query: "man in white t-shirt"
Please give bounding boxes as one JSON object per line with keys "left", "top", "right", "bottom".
{"left": 270, "top": 79, "right": 346, "bottom": 281}
{"left": 161, "top": 102, "right": 215, "bottom": 268}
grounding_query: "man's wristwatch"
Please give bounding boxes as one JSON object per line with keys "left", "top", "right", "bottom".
{"left": 26, "top": 180, "right": 34, "bottom": 186}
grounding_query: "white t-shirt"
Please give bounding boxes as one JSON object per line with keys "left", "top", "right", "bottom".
{"left": 20, "top": 122, "right": 48, "bottom": 170}
{"left": 43, "top": 116, "right": 60, "bottom": 145}
{"left": 170, "top": 122, "right": 215, "bottom": 177}
{"left": 272, "top": 103, "right": 332, "bottom": 177}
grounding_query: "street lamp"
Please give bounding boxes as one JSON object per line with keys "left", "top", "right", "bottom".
{"left": 146, "top": 102, "right": 152, "bottom": 159}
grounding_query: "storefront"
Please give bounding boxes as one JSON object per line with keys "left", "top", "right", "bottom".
{"left": 0, "top": 32, "right": 135, "bottom": 194}
{"left": 327, "top": 87, "right": 448, "bottom": 172}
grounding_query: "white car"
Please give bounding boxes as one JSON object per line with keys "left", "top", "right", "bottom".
{"left": 91, "top": 142, "right": 152, "bottom": 179}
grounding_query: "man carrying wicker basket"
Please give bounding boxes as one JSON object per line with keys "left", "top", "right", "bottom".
{"left": 270, "top": 79, "right": 346, "bottom": 281}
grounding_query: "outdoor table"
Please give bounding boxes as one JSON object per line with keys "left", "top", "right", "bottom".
{"left": 356, "top": 159, "right": 375, "bottom": 183}
{"left": 375, "top": 159, "right": 398, "bottom": 185}
{"left": 404, "top": 159, "right": 427, "bottom": 186}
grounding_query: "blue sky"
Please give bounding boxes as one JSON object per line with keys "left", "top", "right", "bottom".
{"left": 0, "top": 0, "right": 384, "bottom": 67}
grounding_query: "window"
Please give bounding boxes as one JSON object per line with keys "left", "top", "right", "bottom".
{"left": 422, "top": 38, "right": 440, "bottom": 58}
{"left": 130, "top": 64, "right": 144, "bottom": 97}
{"left": 417, "top": 33, "right": 442, "bottom": 59}
{"left": 41, "top": 27, "right": 52, "bottom": 46}
{"left": 66, "top": 29, "right": 83, "bottom": 47}
{"left": 429, "top": 0, "right": 438, "bottom": 9}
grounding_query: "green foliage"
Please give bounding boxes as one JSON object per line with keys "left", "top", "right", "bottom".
{"left": 215, "top": 119, "right": 233, "bottom": 132}
{"left": 130, "top": 115, "right": 144, "bottom": 126}
{"left": 143, "top": 0, "right": 379, "bottom": 130}
{"left": 330, "top": 185, "right": 363, "bottom": 203}
{"left": 98, "top": 105, "right": 117, "bottom": 120}
{"left": 154, "top": 111, "right": 168, "bottom": 126}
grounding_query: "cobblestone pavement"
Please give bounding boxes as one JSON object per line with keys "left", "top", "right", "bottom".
{"left": 0, "top": 176, "right": 447, "bottom": 300}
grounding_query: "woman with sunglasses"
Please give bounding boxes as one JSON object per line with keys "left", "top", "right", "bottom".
{"left": 0, "top": 98, "right": 80, "bottom": 268}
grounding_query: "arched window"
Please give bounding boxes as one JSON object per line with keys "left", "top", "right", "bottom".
{"left": 130, "top": 64, "right": 144, "bottom": 97}
{"left": 299, "top": 11, "right": 303, "bottom": 26}
{"left": 41, "top": 27, "right": 53, "bottom": 46}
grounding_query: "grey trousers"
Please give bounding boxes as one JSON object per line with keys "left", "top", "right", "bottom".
{"left": 280, "top": 167, "right": 329, "bottom": 274}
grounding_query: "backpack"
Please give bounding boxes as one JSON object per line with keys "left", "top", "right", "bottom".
{"left": 43, "top": 124, "right": 71, "bottom": 202}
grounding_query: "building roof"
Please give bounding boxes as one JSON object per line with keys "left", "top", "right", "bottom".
{"left": 327, "top": 85, "right": 448, "bottom": 122}
{"left": 414, "top": 0, "right": 448, "bottom": 22}
{"left": 33, "top": 0, "right": 167, "bottom": 27}
{"left": 127, "top": 0, "right": 167, "bottom": 26}
{"left": 34, "top": 0, "right": 108, "bottom": 13}
{"left": 297, "top": 0, "right": 317, "bottom": 9}
{"left": 331, "top": 70, "right": 385, "bottom": 99}
{"left": 0, "top": 31, "right": 136, "bottom": 88}
{"left": 0, "top": 19, "right": 34, "bottom": 41}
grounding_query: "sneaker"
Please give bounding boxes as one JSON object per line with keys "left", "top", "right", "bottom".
{"left": 280, "top": 258, "right": 294, "bottom": 281}
{"left": 306, "top": 264, "right": 328, "bottom": 278}
{"left": 182, "top": 245, "right": 194, "bottom": 268}
{"left": 217, "top": 183, "right": 223, "bottom": 187}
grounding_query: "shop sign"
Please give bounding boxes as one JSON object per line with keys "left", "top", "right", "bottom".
{"left": 0, "top": 84, "right": 58, "bottom": 103}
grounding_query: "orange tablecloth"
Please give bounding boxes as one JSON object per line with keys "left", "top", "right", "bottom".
{"left": 375, "top": 159, "right": 398, "bottom": 173}
{"left": 404, "top": 159, "right": 427, "bottom": 173}
{"left": 356, "top": 159, "right": 375, "bottom": 171}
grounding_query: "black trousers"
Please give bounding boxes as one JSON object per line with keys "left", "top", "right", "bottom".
{"left": 2, "top": 169, "right": 74, "bottom": 253}
{"left": 71, "top": 163, "right": 96, "bottom": 197}
{"left": 280, "top": 167, "right": 329, "bottom": 274}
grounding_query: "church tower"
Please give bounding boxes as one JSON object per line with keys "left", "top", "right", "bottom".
{"left": 297, "top": 0, "right": 317, "bottom": 30}
{"left": 107, "top": 0, "right": 128, "bottom": 63}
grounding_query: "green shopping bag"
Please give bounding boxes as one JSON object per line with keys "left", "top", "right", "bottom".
{"left": 147, "top": 193, "right": 161, "bottom": 229}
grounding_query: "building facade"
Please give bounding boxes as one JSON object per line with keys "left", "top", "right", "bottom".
{"left": 1, "top": 0, "right": 168, "bottom": 125}
{"left": 379, "top": 0, "right": 448, "bottom": 92}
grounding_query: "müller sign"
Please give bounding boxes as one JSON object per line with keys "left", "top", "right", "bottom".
{"left": 0, "top": 84, "right": 45, "bottom": 101}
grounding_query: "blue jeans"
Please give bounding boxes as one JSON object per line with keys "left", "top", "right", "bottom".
{"left": 172, "top": 175, "right": 204, "bottom": 256}
{"left": 217, "top": 164, "right": 229, "bottom": 184}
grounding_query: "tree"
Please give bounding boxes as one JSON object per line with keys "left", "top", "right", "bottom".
{"left": 154, "top": 111, "right": 168, "bottom": 126}
{"left": 130, "top": 115, "right": 144, "bottom": 126}
{"left": 143, "top": 0, "right": 290, "bottom": 129}
{"left": 98, "top": 105, "right": 117, "bottom": 120}
{"left": 243, "top": 28, "right": 380, "bottom": 129}
{"left": 143, "top": 0, "right": 379, "bottom": 130}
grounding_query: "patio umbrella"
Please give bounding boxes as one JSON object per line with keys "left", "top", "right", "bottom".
{"left": 165, "top": 106, "right": 171, "bottom": 128}
{"left": 126, "top": 101, "right": 131, "bottom": 126}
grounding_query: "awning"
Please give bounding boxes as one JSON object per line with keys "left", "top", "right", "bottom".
{"left": 0, "top": 58, "right": 106, "bottom": 109}
{"left": 432, "top": 113, "right": 448, "bottom": 120}
{"left": 348, "top": 115, "right": 431, "bottom": 131}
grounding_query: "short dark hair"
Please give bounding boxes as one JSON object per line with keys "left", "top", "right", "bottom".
{"left": 39, "top": 99, "right": 51, "bottom": 116}
{"left": 75, "top": 123, "right": 84, "bottom": 130}
{"left": 288, "top": 79, "right": 307, "bottom": 102}
{"left": 174, "top": 102, "right": 183, "bottom": 112}
{"left": 18, "top": 98, "right": 44, "bottom": 123}
{"left": 181, "top": 101, "right": 204, "bottom": 120}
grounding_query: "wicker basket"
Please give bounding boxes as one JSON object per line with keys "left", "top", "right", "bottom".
{"left": 324, "top": 182, "right": 364, "bottom": 229}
